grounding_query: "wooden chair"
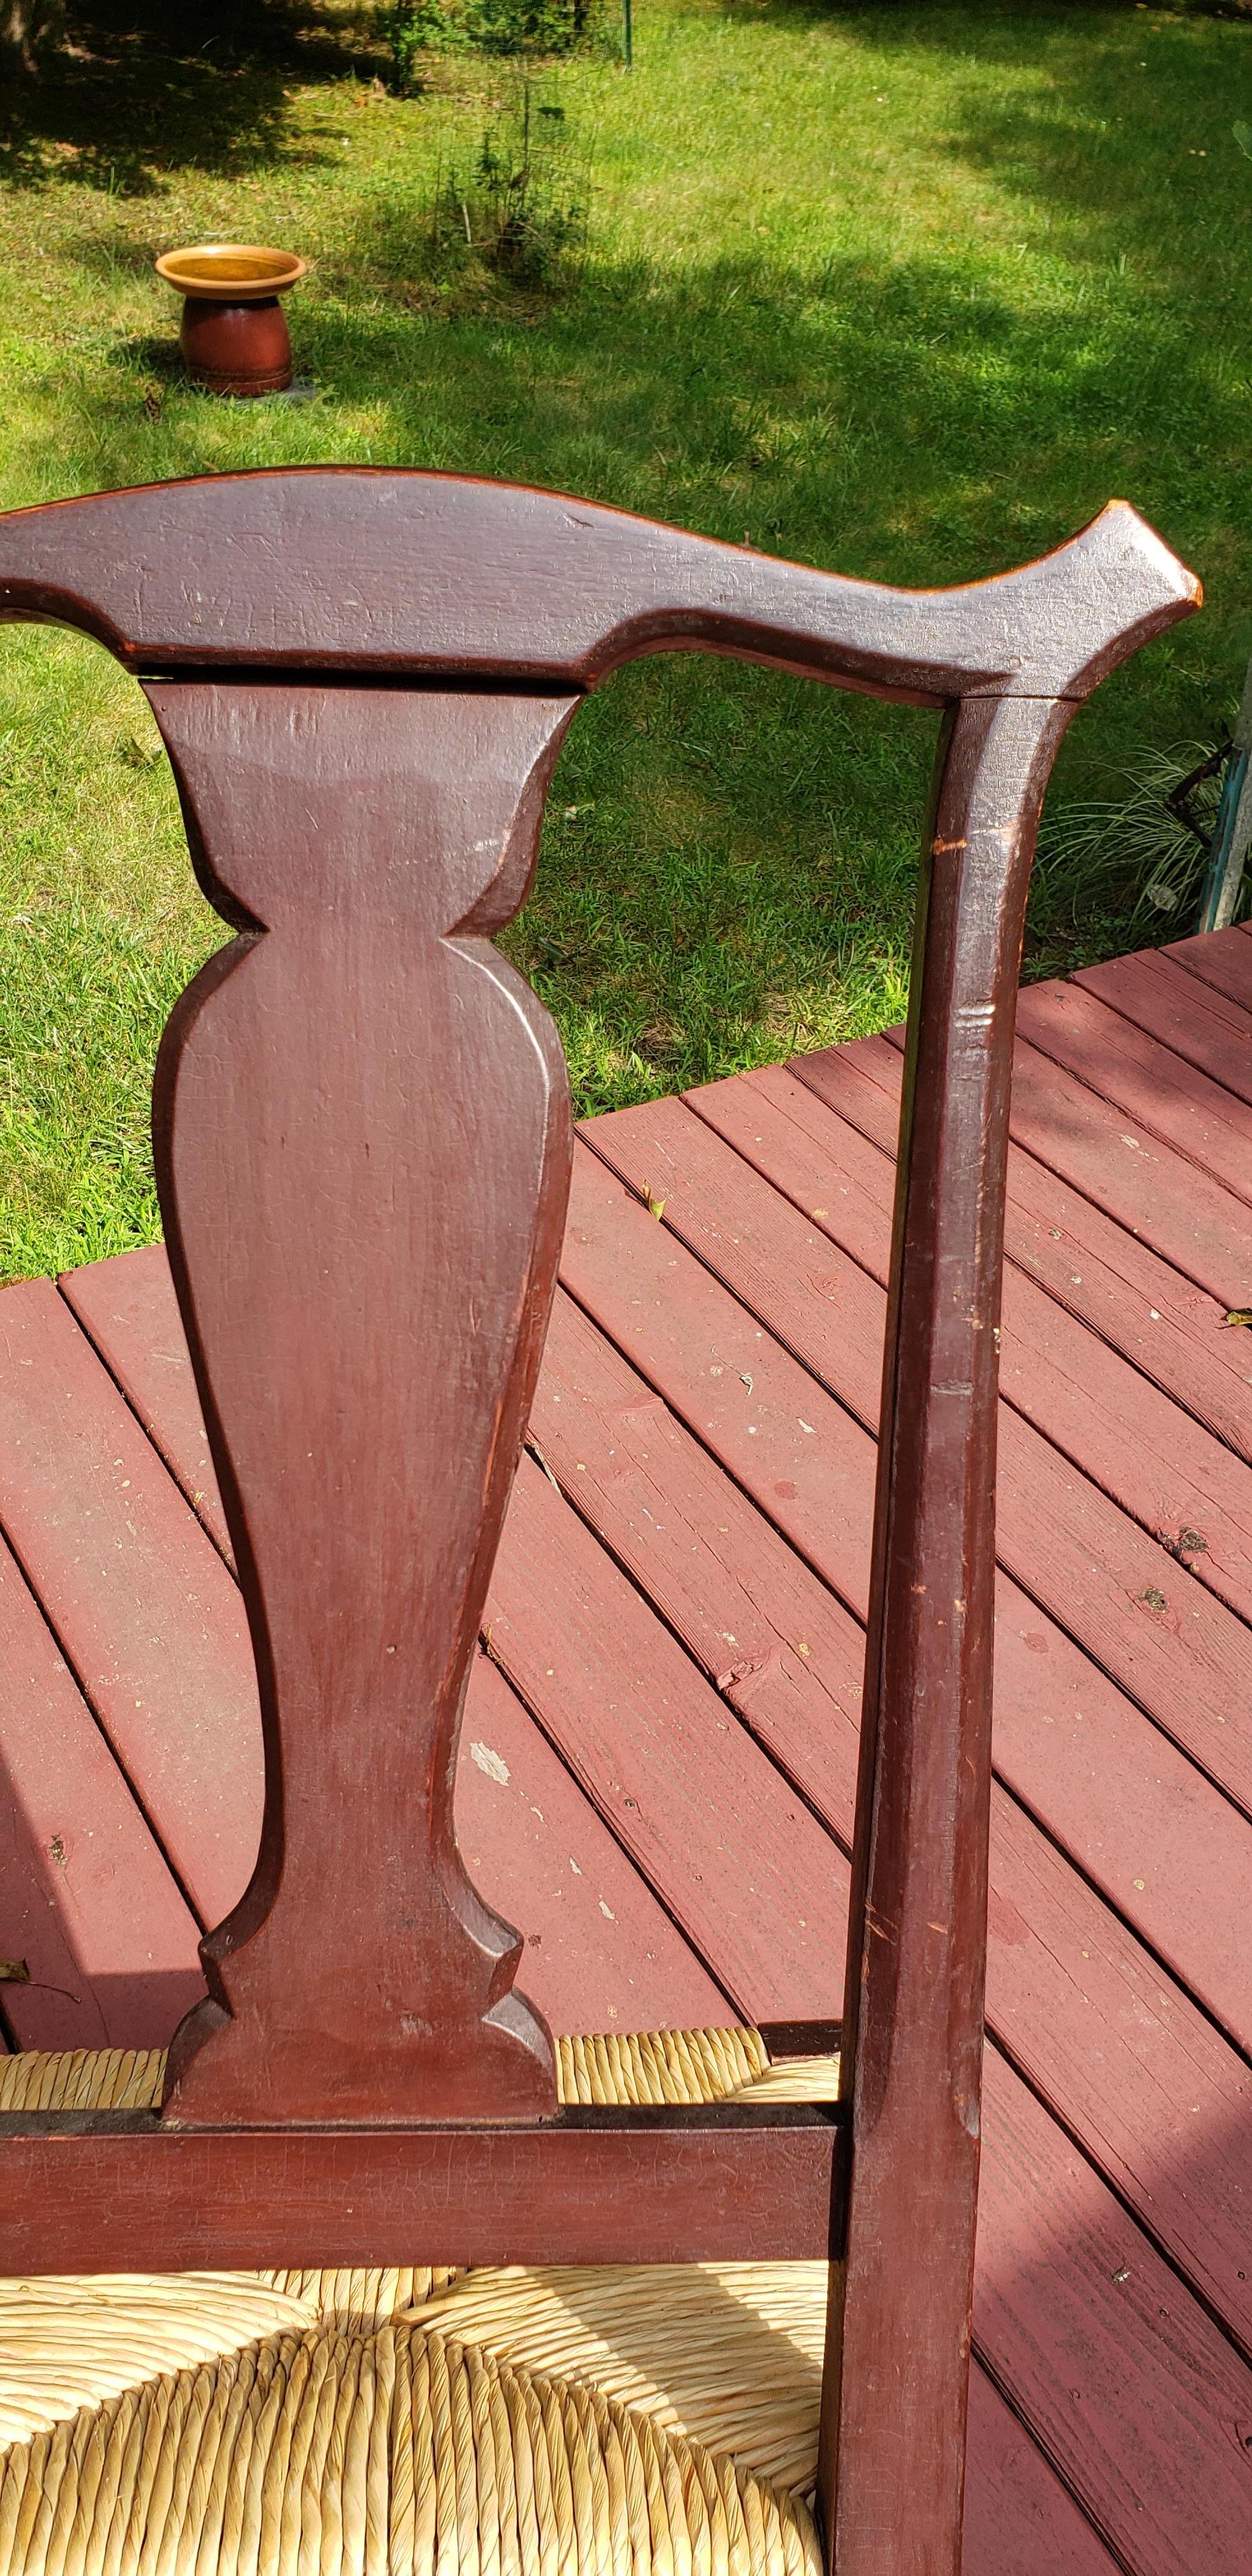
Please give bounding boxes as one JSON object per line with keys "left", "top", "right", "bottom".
{"left": 0, "top": 472, "right": 1198, "bottom": 2574}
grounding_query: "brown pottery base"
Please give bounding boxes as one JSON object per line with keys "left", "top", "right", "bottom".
{"left": 179, "top": 295, "right": 293, "bottom": 397}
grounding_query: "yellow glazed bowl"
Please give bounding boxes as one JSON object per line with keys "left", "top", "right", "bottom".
{"left": 155, "top": 244, "right": 307, "bottom": 303}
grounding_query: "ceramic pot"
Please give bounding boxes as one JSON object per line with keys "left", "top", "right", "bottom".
{"left": 155, "top": 245, "right": 308, "bottom": 397}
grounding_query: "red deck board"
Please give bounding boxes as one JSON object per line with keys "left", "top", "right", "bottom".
{"left": 533, "top": 1291, "right": 1252, "bottom": 2353}
{"left": 1004, "top": 1031, "right": 1252, "bottom": 1308}
{"left": 832, "top": 1023, "right": 1252, "bottom": 1314}
{"left": 963, "top": 2373, "right": 1119, "bottom": 2576}
{"left": 559, "top": 1143, "right": 1252, "bottom": 2050}
{"left": 1074, "top": 948, "right": 1252, "bottom": 1108}
{"left": 487, "top": 1452, "right": 849, "bottom": 2021}
{"left": 0, "top": 1535, "right": 204, "bottom": 2052}
{"left": 1015, "top": 977, "right": 1252, "bottom": 1213}
{"left": 1163, "top": 920, "right": 1252, "bottom": 1014}
{"left": 56, "top": 1242, "right": 1252, "bottom": 2355}
{"left": 787, "top": 1034, "right": 1252, "bottom": 1465}
{"left": 977, "top": 2046, "right": 1252, "bottom": 2576}
{"left": 578, "top": 1112, "right": 1252, "bottom": 1821}
{"left": 59, "top": 1258, "right": 233, "bottom": 1560}
{"left": 455, "top": 1652, "right": 734, "bottom": 2036}
{"left": 687, "top": 1062, "right": 1252, "bottom": 1625}
{"left": 0, "top": 1276, "right": 261, "bottom": 1928}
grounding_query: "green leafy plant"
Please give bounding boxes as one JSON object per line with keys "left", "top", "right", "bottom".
{"left": 1034, "top": 740, "right": 1245, "bottom": 939}
{"left": 383, "top": 0, "right": 588, "bottom": 89}
{"left": 429, "top": 80, "right": 590, "bottom": 284}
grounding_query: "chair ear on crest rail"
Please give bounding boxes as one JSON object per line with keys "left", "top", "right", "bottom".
{"left": 0, "top": 471, "right": 1198, "bottom": 2576}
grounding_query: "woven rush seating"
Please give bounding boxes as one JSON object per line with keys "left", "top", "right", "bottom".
{"left": 0, "top": 2031, "right": 836, "bottom": 2576}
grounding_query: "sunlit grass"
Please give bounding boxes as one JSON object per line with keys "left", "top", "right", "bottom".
{"left": 0, "top": 0, "right": 1249, "bottom": 1276}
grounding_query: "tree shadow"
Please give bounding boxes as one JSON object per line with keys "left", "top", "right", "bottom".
{"left": 6, "top": 218, "right": 1244, "bottom": 1101}
{"left": 0, "top": 0, "right": 379, "bottom": 194}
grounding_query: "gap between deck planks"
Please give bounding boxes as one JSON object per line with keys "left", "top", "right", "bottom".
{"left": 29, "top": 1223, "right": 1252, "bottom": 2572}
{"left": 1073, "top": 944, "right": 1252, "bottom": 1109}
{"left": 563, "top": 1133, "right": 1252, "bottom": 2035}
{"left": 579, "top": 1098, "right": 1252, "bottom": 1834}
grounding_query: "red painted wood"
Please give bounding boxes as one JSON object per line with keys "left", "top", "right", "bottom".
{"left": 147, "top": 682, "right": 579, "bottom": 2127}
{"left": 58, "top": 1238, "right": 807, "bottom": 2030}
{"left": 1005, "top": 1035, "right": 1252, "bottom": 1309}
{"left": 977, "top": 2046, "right": 1252, "bottom": 2576}
{"left": 459, "top": 1653, "right": 735, "bottom": 2037}
{"left": 1016, "top": 976, "right": 1252, "bottom": 1210}
{"left": 1163, "top": 920, "right": 1252, "bottom": 1013}
{"left": 581, "top": 1112, "right": 1252, "bottom": 1818}
{"left": 60, "top": 1253, "right": 233, "bottom": 1560}
{"left": 487, "top": 1453, "right": 850, "bottom": 2021}
{"left": 0, "top": 1535, "right": 204, "bottom": 2052}
{"left": 685, "top": 1065, "right": 1252, "bottom": 1629}
{"left": 0, "top": 2113, "right": 843, "bottom": 2270}
{"left": 20, "top": 1262, "right": 735, "bottom": 2046}
{"left": 963, "top": 2372, "right": 1120, "bottom": 2576}
{"left": 533, "top": 1289, "right": 1252, "bottom": 2354}
{"left": 1074, "top": 948, "right": 1252, "bottom": 1108}
{"left": 56, "top": 1235, "right": 1252, "bottom": 2356}
{"left": 0, "top": 1275, "right": 261, "bottom": 1928}
{"left": 0, "top": 477, "right": 1196, "bottom": 702}
{"left": 559, "top": 1144, "right": 1252, "bottom": 2053}
{"left": 790, "top": 1029, "right": 1252, "bottom": 1466}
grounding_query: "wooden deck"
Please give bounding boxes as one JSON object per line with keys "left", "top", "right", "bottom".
{"left": 3, "top": 920, "right": 1252, "bottom": 2574}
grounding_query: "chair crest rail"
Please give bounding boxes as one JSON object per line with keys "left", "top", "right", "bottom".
{"left": 0, "top": 469, "right": 1194, "bottom": 699}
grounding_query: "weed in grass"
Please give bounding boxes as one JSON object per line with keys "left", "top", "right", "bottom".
{"left": 383, "top": 0, "right": 592, "bottom": 89}
{"left": 427, "top": 79, "right": 590, "bottom": 286}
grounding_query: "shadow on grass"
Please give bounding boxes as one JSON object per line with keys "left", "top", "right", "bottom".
{"left": 9, "top": 0, "right": 1251, "bottom": 1101}
{"left": 9, "top": 230, "right": 1243, "bottom": 1083}
{"left": 0, "top": 0, "right": 378, "bottom": 193}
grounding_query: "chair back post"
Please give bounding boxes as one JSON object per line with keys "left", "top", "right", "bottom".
{"left": 817, "top": 688, "right": 1072, "bottom": 2573}
{"left": 0, "top": 475, "right": 1198, "bottom": 2568}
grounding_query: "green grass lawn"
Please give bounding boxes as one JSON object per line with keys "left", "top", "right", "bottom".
{"left": 1, "top": 0, "right": 1249, "bottom": 1280}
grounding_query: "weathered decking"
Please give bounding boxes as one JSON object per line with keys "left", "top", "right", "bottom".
{"left": 3, "top": 921, "right": 1251, "bottom": 2575}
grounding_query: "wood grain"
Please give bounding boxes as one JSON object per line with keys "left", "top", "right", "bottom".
{"left": 147, "top": 683, "right": 578, "bottom": 2127}
{"left": 1163, "top": 921, "right": 1252, "bottom": 1013}
{"left": 1074, "top": 947, "right": 1252, "bottom": 1108}
{"left": 560, "top": 1142, "right": 1252, "bottom": 2053}
{"left": 690, "top": 1059, "right": 1252, "bottom": 1621}
{"left": 789, "top": 1029, "right": 1252, "bottom": 1465}
{"left": 0, "top": 1535, "right": 204, "bottom": 2052}
{"left": 1016, "top": 976, "right": 1252, "bottom": 1209}
{"left": 977, "top": 2047, "right": 1252, "bottom": 2576}
{"left": 61, "top": 1254, "right": 233, "bottom": 1561}
{"left": 581, "top": 1104, "right": 1252, "bottom": 1814}
{"left": 0, "top": 476, "right": 1197, "bottom": 700}
{"left": 0, "top": 2110, "right": 843, "bottom": 2271}
{"left": 0, "top": 1275, "right": 261, "bottom": 1926}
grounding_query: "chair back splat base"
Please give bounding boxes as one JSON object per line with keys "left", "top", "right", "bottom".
{"left": 0, "top": 471, "right": 1198, "bottom": 2575}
